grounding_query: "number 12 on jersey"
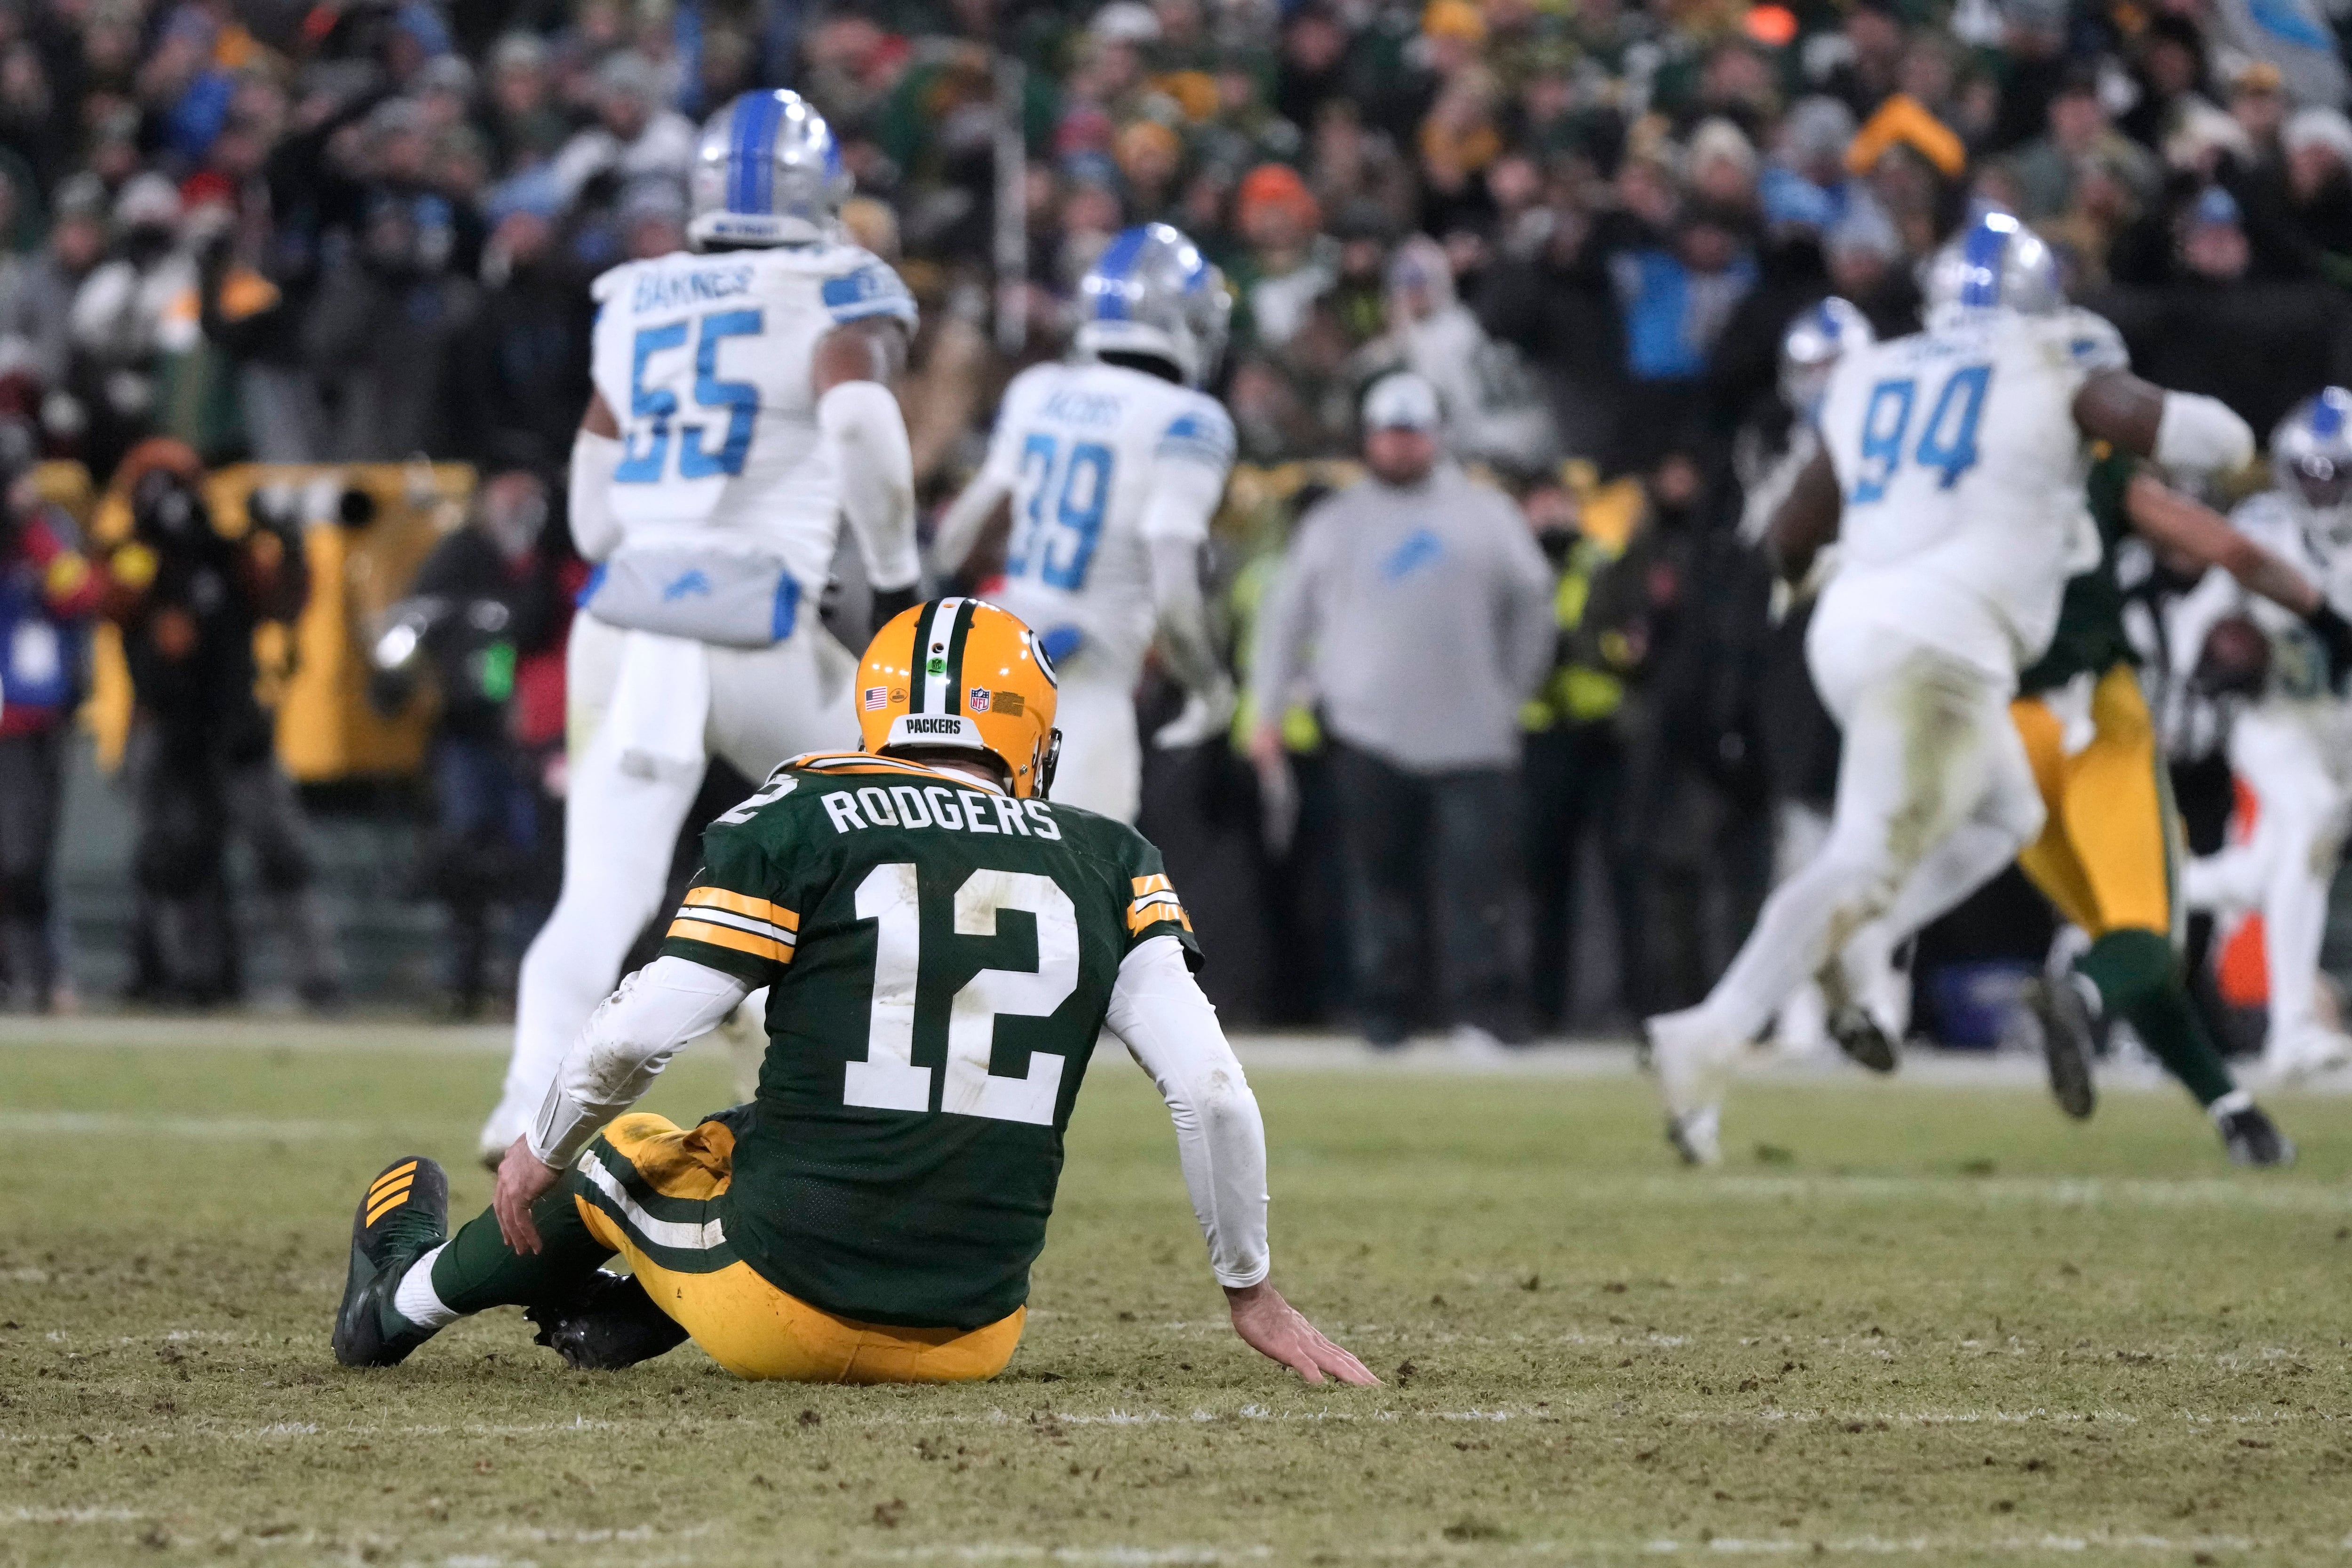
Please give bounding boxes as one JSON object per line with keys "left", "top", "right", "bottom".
{"left": 1006, "top": 434, "right": 1114, "bottom": 591}
{"left": 844, "top": 864, "right": 1079, "bottom": 1127}
{"left": 1850, "top": 363, "right": 1993, "bottom": 503}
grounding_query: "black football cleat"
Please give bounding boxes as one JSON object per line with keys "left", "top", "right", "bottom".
{"left": 331, "top": 1156, "right": 449, "bottom": 1368}
{"left": 2023, "top": 976, "right": 2099, "bottom": 1121}
{"left": 1827, "top": 1005, "right": 1899, "bottom": 1074}
{"left": 525, "top": 1269, "right": 690, "bottom": 1371}
{"left": 2218, "top": 1104, "right": 2296, "bottom": 1167}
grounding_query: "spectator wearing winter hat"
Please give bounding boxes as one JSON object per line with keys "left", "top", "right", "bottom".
{"left": 1249, "top": 371, "right": 1553, "bottom": 1051}
{"left": 447, "top": 189, "right": 592, "bottom": 477}
{"left": 2093, "top": 183, "right": 2352, "bottom": 438}
{"left": 1603, "top": 202, "right": 1758, "bottom": 471}
{"left": 0, "top": 419, "right": 101, "bottom": 1010}
{"left": 66, "top": 173, "right": 199, "bottom": 477}
{"left": 0, "top": 173, "right": 107, "bottom": 392}
{"left": 486, "top": 33, "right": 570, "bottom": 173}
{"left": 547, "top": 52, "right": 694, "bottom": 209}
{"left": 2283, "top": 108, "right": 2352, "bottom": 278}
{"left": 1232, "top": 162, "right": 1332, "bottom": 353}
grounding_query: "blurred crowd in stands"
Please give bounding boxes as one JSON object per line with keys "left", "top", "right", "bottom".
{"left": 3, "top": 0, "right": 2352, "bottom": 1036}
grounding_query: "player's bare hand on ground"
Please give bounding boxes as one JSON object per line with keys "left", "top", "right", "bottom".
{"left": 1225, "top": 1281, "right": 1379, "bottom": 1385}
{"left": 493, "top": 1139, "right": 562, "bottom": 1255}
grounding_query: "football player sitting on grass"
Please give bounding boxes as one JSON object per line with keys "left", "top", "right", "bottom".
{"left": 332, "top": 600, "right": 1375, "bottom": 1388}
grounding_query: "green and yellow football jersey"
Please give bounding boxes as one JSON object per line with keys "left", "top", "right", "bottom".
{"left": 2018, "top": 448, "right": 2138, "bottom": 699}
{"left": 657, "top": 751, "right": 1200, "bottom": 1331}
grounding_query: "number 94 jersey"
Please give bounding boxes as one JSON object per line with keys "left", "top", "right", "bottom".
{"left": 653, "top": 750, "right": 1200, "bottom": 1330}
{"left": 977, "top": 361, "right": 1235, "bottom": 685}
{"left": 588, "top": 243, "right": 916, "bottom": 588}
{"left": 1820, "top": 307, "right": 2126, "bottom": 673}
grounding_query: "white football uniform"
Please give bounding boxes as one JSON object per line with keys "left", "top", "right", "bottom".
{"left": 1651, "top": 309, "right": 2126, "bottom": 1133}
{"left": 2171, "top": 491, "right": 2352, "bottom": 1073}
{"left": 483, "top": 242, "right": 918, "bottom": 1157}
{"left": 967, "top": 360, "right": 1235, "bottom": 820}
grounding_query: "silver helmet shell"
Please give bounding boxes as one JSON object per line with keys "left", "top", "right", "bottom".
{"left": 688, "top": 89, "right": 851, "bottom": 249}
{"left": 2273, "top": 387, "right": 2352, "bottom": 548}
{"left": 1923, "top": 208, "right": 2065, "bottom": 322}
{"left": 1779, "top": 296, "right": 1874, "bottom": 420}
{"left": 1073, "top": 223, "right": 1232, "bottom": 388}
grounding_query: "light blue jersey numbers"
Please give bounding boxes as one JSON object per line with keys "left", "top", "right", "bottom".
{"left": 1849, "top": 362, "right": 1992, "bottom": 504}
{"left": 1005, "top": 433, "right": 1113, "bottom": 591}
{"left": 616, "top": 309, "right": 763, "bottom": 484}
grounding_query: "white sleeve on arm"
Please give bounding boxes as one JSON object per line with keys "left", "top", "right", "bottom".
{"left": 1105, "top": 935, "right": 1270, "bottom": 1289}
{"left": 527, "top": 956, "right": 751, "bottom": 1169}
{"left": 818, "top": 378, "right": 921, "bottom": 591}
{"left": 569, "top": 428, "right": 624, "bottom": 562}
{"left": 1142, "top": 451, "right": 1232, "bottom": 697}
{"left": 2153, "top": 392, "right": 2256, "bottom": 474}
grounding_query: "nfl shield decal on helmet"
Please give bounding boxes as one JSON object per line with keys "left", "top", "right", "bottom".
{"left": 970, "top": 688, "right": 992, "bottom": 713}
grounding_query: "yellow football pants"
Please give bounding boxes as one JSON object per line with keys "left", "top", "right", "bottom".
{"left": 573, "top": 1113, "right": 1025, "bottom": 1384}
{"left": 2008, "top": 663, "right": 2178, "bottom": 941}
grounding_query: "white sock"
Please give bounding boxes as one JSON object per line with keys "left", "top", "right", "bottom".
{"left": 2208, "top": 1089, "right": 2254, "bottom": 1122}
{"left": 391, "top": 1244, "right": 460, "bottom": 1329}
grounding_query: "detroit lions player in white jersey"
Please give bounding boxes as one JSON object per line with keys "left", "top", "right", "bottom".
{"left": 479, "top": 89, "right": 924, "bottom": 1162}
{"left": 1648, "top": 211, "right": 2258, "bottom": 1163}
{"left": 931, "top": 224, "right": 1237, "bottom": 823}
{"left": 2175, "top": 389, "right": 2352, "bottom": 1078}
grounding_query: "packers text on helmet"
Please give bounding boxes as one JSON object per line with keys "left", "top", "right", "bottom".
{"left": 856, "top": 598, "right": 1062, "bottom": 798}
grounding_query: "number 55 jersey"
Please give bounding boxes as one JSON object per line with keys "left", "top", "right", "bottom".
{"left": 1818, "top": 307, "right": 2128, "bottom": 679}
{"left": 654, "top": 750, "right": 1200, "bottom": 1330}
{"left": 588, "top": 242, "right": 917, "bottom": 596}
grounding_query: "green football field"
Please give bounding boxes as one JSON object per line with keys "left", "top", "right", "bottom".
{"left": 3, "top": 1026, "right": 2350, "bottom": 1567}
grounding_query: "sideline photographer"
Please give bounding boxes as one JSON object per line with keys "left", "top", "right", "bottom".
{"left": 98, "top": 440, "right": 340, "bottom": 1006}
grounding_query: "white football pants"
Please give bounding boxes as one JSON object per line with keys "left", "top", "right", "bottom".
{"left": 1655, "top": 606, "right": 2043, "bottom": 1081}
{"left": 481, "top": 613, "right": 857, "bottom": 1155}
{"left": 1044, "top": 673, "right": 1142, "bottom": 823}
{"left": 2180, "top": 706, "right": 2352, "bottom": 1069}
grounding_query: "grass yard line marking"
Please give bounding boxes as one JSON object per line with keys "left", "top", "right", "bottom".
{"left": 1632, "top": 1535, "right": 2275, "bottom": 1556}
{"left": 0, "top": 1110, "right": 369, "bottom": 1140}
{"left": 1594, "top": 1174, "right": 2352, "bottom": 1213}
{"left": 0, "top": 1506, "right": 144, "bottom": 1526}
{"left": 23, "top": 1402, "right": 2330, "bottom": 1451}
{"left": 0, "top": 1019, "right": 514, "bottom": 1053}
{"left": 863, "top": 1550, "right": 1266, "bottom": 1564}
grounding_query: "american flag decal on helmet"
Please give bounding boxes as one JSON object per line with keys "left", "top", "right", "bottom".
{"left": 863, "top": 686, "right": 889, "bottom": 710}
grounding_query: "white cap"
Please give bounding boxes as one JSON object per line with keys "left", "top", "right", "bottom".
{"left": 1363, "top": 371, "right": 1442, "bottom": 434}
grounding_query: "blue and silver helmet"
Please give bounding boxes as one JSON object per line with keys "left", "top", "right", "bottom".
{"left": 688, "top": 89, "right": 851, "bottom": 249}
{"left": 2273, "top": 387, "right": 2352, "bottom": 545}
{"left": 1779, "top": 296, "right": 1874, "bottom": 420}
{"left": 1074, "top": 223, "right": 1232, "bottom": 389}
{"left": 1923, "top": 208, "right": 2065, "bottom": 321}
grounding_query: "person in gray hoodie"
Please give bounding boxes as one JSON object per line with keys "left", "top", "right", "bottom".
{"left": 1248, "top": 371, "right": 1555, "bottom": 1050}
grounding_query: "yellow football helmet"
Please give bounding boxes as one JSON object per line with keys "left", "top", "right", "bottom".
{"left": 856, "top": 598, "right": 1062, "bottom": 798}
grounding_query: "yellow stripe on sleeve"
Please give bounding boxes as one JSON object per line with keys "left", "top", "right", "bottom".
{"left": 667, "top": 917, "right": 794, "bottom": 966}
{"left": 683, "top": 887, "right": 800, "bottom": 930}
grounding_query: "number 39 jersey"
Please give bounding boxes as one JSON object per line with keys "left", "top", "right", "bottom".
{"left": 974, "top": 360, "right": 1235, "bottom": 686}
{"left": 1819, "top": 307, "right": 2126, "bottom": 675}
{"left": 588, "top": 242, "right": 916, "bottom": 592}
{"left": 655, "top": 750, "right": 1200, "bottom": 1329}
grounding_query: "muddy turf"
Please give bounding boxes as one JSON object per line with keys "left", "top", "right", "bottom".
{"left": 2, "top": 1029, "right": 2349, "bottom": 1566}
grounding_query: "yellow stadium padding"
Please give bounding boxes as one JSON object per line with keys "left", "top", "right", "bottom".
{"left": 70, "top": 461, "right": 475, "bottom": 781}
